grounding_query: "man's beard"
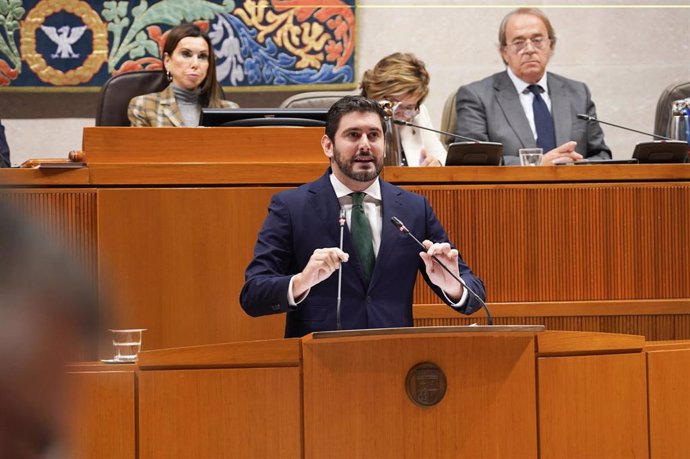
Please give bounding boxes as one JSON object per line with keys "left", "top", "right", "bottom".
{"left": 332, "top": 147, "right": 383, "bottom": 182}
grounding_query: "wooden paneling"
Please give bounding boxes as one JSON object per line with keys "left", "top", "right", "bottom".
{"left": 138, "top": 367, "right": 302, "bottom": 458}
{"left": 2, "top": 163, "right": 690, "bottom": 344}
{"left": 0, "top": 168, "right": 89, "bottom": 185}
{"left": 414, "top": 301, "right": 690, "bottom": 340}
{"left": 538, "top": 353, "right": 648, "bottom": 459}
{"left": 409, "top": 183, "right": 690, "bottom": 304}
{"left": 535, "top": 330, "right": 644, "bottom": 356}
{"left": 0, "top": 189, "right": 97, "bottom": 271}
{"left": 88, "top": 162, "right": 326, "bottom": 185}
{"left": 647, "top": 347, "right": 690, "bottom": 459}
{"left": 64, "top": 331, "right": 690, "bottom": 459}
{"left": 82, "top": 127, "right": 327, "bottom": 164}
{"left": 383, "top": 164, "right": 690, "bottom": 183}
{"left": 303, "top": 333, "right": 538, "bottom": 458}
{"left": 97, "top": 187, "right": 288, "bottom": 353}
{"left": 137, "top": 338, "right": 301, "bottom": 370}
{"left": 66, "top": 369, "right": 136, "bottom": 459}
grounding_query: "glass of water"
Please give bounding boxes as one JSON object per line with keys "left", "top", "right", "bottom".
{"left": 110, "top": 329, "right": 146, "bottom": 362}
{"left": 519, "top": 148, "right": 543, "bottom": 166}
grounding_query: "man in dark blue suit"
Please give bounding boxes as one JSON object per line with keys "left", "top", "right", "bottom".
{"left": 240, "top": 96, "right": 485, "bottom": 337}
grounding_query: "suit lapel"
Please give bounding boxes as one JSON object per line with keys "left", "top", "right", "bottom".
{"left": 548, "top": 74, "right": 572, "bottom": 146}
{"left": 307, "top": 171, "right": 368, "bottom": 288}
{"left": 159, "top": 86, "right": 183, "bottom": 127}
{"left": 494, "top": 71, "right": 536, "bottom": 150}
{"left": 369, "top": 180, "right": 404, "bottom": 289}
{"left": 307, "top": 171, "right": 342, "bottom": 246}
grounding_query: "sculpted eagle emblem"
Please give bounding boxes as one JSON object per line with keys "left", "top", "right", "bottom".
{"left": 40, "top": 25, "right": 87, "bottom": 59}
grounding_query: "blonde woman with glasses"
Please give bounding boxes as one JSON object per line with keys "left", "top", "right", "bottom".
{"left": 361, "top": 53, "right": 446, "bottom": 167}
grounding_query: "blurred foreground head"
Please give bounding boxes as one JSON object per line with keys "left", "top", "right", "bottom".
{"left": 0, "top": 203, "right": 98, "bottom": 457}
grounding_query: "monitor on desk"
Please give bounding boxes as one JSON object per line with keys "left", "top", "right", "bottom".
{"left": 445, "top": 141, "right": 503, "bottom": 166}
{"left": 632, "top": 141, "right": 689, "bottom": 163}
{"left": 200, "top": 108, "right": 328, "bottom": 127}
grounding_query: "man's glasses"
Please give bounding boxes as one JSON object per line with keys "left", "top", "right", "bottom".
{"left": 505, "top": 36, "right": 551, "bottom": 53}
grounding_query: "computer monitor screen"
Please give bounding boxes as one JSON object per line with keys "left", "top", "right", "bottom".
{"left": 445, "top": 142, "right": 503, "bottom": 166}
{"left": 632, "top": 141, "right": 689, "bottom": 164}
{"left": 200, "top": 108, "right": 328, "bottom": 127}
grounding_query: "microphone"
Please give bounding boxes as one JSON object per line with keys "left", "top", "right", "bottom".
{"left": 390, "top": 216, "right": 493, "bottom": 325}
{"left": 393, "top": 119, "right": 483, "bottom": 144}
{"left": 576, "top": 114, "right": 673, "bottom": 141}
{"left": 336, "top": 209, "right": 346, "bottom": 330}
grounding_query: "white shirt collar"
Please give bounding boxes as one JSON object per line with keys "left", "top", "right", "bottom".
{"left": 329, "top": 173, "right": 382, "bottom": 201}
{"left": 506, "top": 67, "right": 549, "bottom": 95}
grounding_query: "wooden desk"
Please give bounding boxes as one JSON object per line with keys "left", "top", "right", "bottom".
{"left": 65, "top": 363, "right": 136, "bottom": 459}
{"left": 645, "top": 340, "right": 690, "bottom": 459}
{"left": 66, "top": 329, "right": 650, "bottom": 459}
{"left": 1, "top": 128, "right": 689, "bottom": 352}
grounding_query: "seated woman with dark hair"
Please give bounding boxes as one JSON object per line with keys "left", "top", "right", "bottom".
{"left": 128, "top": 23, "right": 238, "bottom": 127}
{"left": 360, "top": 52, "right": 446, "bottom": 166}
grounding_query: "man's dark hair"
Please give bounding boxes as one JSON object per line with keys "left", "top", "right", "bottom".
{"left": 325, "top": 95, "right": 386, "bottom": 141}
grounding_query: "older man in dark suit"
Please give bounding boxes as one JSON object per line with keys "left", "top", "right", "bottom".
{"left": 455, "top": 8, "right": 612, "bottom": 166}
{"left": 240, "top": 96, "right": 485, "bottom": 337}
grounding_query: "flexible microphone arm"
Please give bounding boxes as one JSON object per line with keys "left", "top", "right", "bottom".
{"left": 576, "top": 114, "right": 673, "bottom": 141}
{"left": 390, "top": 216, "right": 493, "bottom": 325}
{"left": 393, "top": 119, "right": 483, "bottom": 144}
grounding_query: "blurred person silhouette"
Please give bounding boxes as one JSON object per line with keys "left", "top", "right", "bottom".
{"left": 0, "top": 203, "right": 98, "bottom": 458}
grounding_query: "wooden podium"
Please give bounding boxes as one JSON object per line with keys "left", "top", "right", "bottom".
{"left": 70, "top": 327, "right": 655, "bottom": 458}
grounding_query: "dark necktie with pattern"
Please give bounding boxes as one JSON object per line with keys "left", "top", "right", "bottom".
{"left": 528, "top": 84, "right": 556, "bottom": 152}
{"left": 350, "top": 192, "right": 375, "bottom": 282}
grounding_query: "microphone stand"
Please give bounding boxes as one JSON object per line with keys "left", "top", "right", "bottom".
{"left": 336, "top": 209, "right": 346, "bottom": 330}
{"left": 393, "top": 119, "right": 483, "bottom": 144}
{"left": 576, "top": 114, "right": 673, "bottom": 140}
{"left": 390, "top": 216, "right": 493, "bottom": 325}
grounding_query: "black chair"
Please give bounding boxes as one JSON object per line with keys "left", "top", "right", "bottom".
{"left": 440, "top": 90, "right": 458, "bottom": 147}
{"left": 654, "top": 80, "right": 690, "bottom": 138}
{"left": 279, "top": 90, "right": 357, "bottom": 109}
{"left": 95, "top": 70, "right": 169, "bottom": 126}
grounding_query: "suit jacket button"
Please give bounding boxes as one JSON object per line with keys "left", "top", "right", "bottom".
{"left": 272, "top": 304, "right": 281, "bottom": 311}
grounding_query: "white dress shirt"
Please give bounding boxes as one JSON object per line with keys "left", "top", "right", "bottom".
{"left": 506, "top": 67, "right": 551, "bottom": 142}
{"left": 329, "top": 174, "right": 383, "bottom": 255}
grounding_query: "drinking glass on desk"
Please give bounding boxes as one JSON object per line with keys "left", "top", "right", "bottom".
{"left": 109, "top": 329, "right": 146, "bottom": 362}
{"left": 519, "top": 148, "right": 543, "bottom": 166}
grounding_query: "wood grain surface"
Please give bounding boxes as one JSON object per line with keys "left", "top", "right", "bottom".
{"left": 538, "top": 352, "right": 648, "bottom": 459}
{"left": 303, "top": 332, "right": 538, "bottom": 458}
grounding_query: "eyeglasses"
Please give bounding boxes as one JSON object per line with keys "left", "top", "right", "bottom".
{"left": 505, "top": 36, "right": 551, "bottom": 53}
{"left": 391, "top": 101, "right": 419, "bottom": 120}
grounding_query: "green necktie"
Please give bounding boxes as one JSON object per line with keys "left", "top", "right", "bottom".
{"left": 350, "top": 192, "right": 375, "bottom": 282}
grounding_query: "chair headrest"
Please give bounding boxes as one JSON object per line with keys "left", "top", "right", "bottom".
{"left": 95, "top": 71, "right": 169, "bottom": 126}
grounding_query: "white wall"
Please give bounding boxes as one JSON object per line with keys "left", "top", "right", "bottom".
{"left": 357, "top": 1, "right": 690, "bottom": 159}
{"left": 7, "top": 2, "right": 690, "bottom": 164}
{"left": 5, "top": 118, "right": 93, "bottom": 166}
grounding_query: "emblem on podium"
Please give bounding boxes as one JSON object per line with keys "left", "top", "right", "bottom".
{"left": 405, "top": 362, "right": 447, "bottom": 407}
